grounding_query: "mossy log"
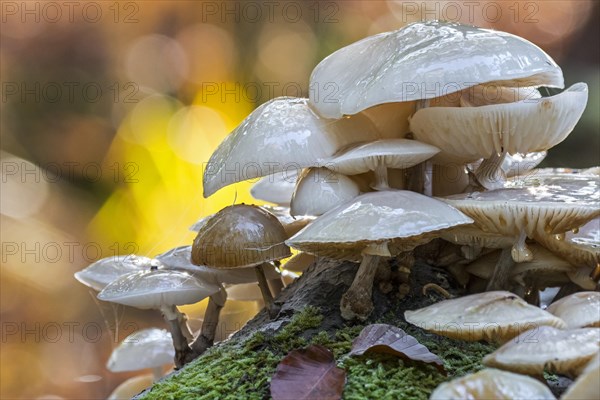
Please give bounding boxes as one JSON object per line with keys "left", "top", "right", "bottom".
{"left": 136, "top": 245, "right": 571, "bottom": 399}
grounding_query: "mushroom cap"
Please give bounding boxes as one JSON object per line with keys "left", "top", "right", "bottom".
{"left": 290, "top": 167, "right": 360, "bottom": 217}
{"left": 411, "top": 83, "right": 588, "bottom": 163}
{"left": 250, "top": 169, "right": 298, "bottom": 206}
{"left": 482, "top": 326, "right": 600, "bottom": 377}
{"left": 106, "top": 328, "right": 174, "bottom": 372}
{"left": 287, "top": 190, "right": 473, "bottom": 261}
{"left": 561, "top": 353, "right": 600, "bottom": 400}
{"left": 74, "top": 255, "right": 156, "bottom": 291}
{"left": 442, "top": 174, "right": 600, "bottom": 238}
{"left": 537, "top": 216, "right": 600, "bottom": 269}
{"left": 224, "top": 282, "right": 263, "bottom": 302}
{"left": 310, "top": 21, "right": 563, "bottom": 118}
{"left": 405, "top": 291, "right": 566, "bottom": 343}
{"left": 192, "top": 204, "right": 291, "bottom": 269}
{"left": 202, "top": 97, "right": 380, "bottom": 197}
{"left": 156, "top": 245, "right": 280, "bottom": 285}
{"left": 547, "top": 292, "right": 600, "bottom": 329}
{"left": 465, "top": 246, "right": 574, "bottom": 288}
{"left": 440, "top": 225, "right": 514, "bottom": 250}
{"left": 107, "top": 374, "right": 154, "bottom": 400}
{"left": 327, "top": 139, "right": 440, "bottom": 175}
{"left": 430, "top": 368, "right": 556, "bottom": 400}
{"left": 282, "top": 252, "right": 316, "bottom": 273}
{"left": 459, "top": 85, "right": 541, "bottom": 107}
{"left": 360, "top": 101, "right": 416, "bottom": 139}
{"left": 97, "top": 269, "right": 219, "bottom": 309}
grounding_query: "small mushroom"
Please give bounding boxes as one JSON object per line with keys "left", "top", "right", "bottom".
{"left": 430, "top": 368, "right": 556, "bottom": 400}
{"left": 287, "top": 190, "right": 473, "bottom": 320}
{"left": 97, "top": 268, "right": 220, "bottom": 368}
{"left": 482, "top": 326, "right": 600, "bottom": 378}
{"left": 250, "top": 169, "right": 298, "bottom": 206}
{"left": 202, "top": 97, "right": 380, "bottom": 197}
{"left": 547, "top": 292, "right": 600, "bottom": 329}
{"left": 107, "top": 374, "right": 154, "bottom": 400}
{"left": 405, "top": 291, "right": 566, "bottom": 343}
{"left": 310, "top": 21, "right": 563, "bottom": 119}
{"left": 326, "top": 139, "right": 440, "bottom": 190}
{"left": 106, "top": 328, "right": 174, "bottom": 381}
{"left": 290, "top": 167, "right": 360, "bottom": 217}
{"left": 561, "top": 353, "right": 600, "bottom": 400}
{"left": 74, "top": 255, "right": 155, "bottom": 291}
{"left": 191, "top": 204, "right": 291, "bottom": 318}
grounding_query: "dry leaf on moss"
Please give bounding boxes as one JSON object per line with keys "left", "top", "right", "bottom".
{"left": 270, "top": 344, "right": 346, "bottom": 400}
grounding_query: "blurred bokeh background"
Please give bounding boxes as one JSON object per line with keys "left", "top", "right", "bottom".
{"left": 1, "top": 1, "right": 598, "bottom": 398}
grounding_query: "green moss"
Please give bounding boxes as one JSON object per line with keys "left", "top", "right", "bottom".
{"left": 141, "top": 307, "right": 495, "bottom": 400}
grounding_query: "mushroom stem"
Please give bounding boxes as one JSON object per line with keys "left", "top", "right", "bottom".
{"left": 268, "top": 277, "right": 285, "bottom": 296}
{"left": 552, "top": 282, "right": 582, "bottom": 302}
{"left": 340, "top": 253, "right": 382, "bottom": 321}
{"left": 473, "top": 151, "right": 507, "bottom": 191}
{"left": 190, "top": 286, "right": 227, "bottom": 356}
{"left": 160, "top": 305, "right": 194, "bottom": 369}
{"left": 423, "top": 161, "right": 433, "bottom": 196}
{"left": 255, "top": 263, "right": 280, "bottom": 318}
{"left": 371, "top": 162, "right": 391, "bottom": 190}
{"left": 175, "top": 308, "right": 194, "bottom": 341}
{"left": 486, "top": 248, "right": 515, "bottom": 291}
{"left": 511, "top": 229, "right": 533, "bottom": 262}
{"left": 406, "top": 163, "right": 425, "bottom": 193}
{"left": 151, "top": 366, "right": 163, "bottom": 382}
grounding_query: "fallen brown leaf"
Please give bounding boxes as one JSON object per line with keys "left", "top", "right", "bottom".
{"left": 270, "top": 344, "right": 346, "bottom": 400}
{"left": 349, "top": 323, "right": 446, "bottom": 373}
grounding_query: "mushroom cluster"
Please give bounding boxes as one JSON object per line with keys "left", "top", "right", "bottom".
{"left": 74, "top": 20, "right": 597, "bottom": 394}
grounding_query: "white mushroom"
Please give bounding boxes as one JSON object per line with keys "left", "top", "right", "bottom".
{"left": 203, "top": 97, "right": 380, "bottom": 197}
{"left": 405, "top": 291, "right": 566, "bottom": 343}
{"left": 326, "top": 139, "right": 440, "bottom": 190}
{"left": 98, "top": 268, "right": 220, "bottom": 368}
{"left": 310, "top": 21, "right": 563, "bottom": 119}
{"left": 107, "top": 328, "right": 174, "bottom": 381}
{"left": 74, "top": 255, "right": 156, "bottom": 291}
{"left": 482, "top": 326, "right": 600, "bottom": 377}
{"left": 430, "top": 368, "right": 556, "bottom": 400}
{"left": 411, "top": 83, "right": 588, "bottom": 189}
{"left": 547, "top": 292, "right": 600, "bottom": 329}
{"left": 290, "top": 167, "right": 360, "bottom": 217}
{"left": 287, "top": 190, "right": 472, "bottom": 320}
{"left": 250, "top": 169, "right": 298, "bottom": 206}
{"left": 443, "top": 173, "right": 600, "bottom": 290}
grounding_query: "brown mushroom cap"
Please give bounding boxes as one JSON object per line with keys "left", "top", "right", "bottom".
{"left": 482, "top": 326, "right": 600, "bottom": 377}
{"left": 405, "top": 291, "right": 566, "bottom": 343}
{"left": 430, "top": 368, "right": 556, "bottom": 400}
{"left": 191, "top": 204, "right": 291, "bottom": 269}
{"left": 547, "top": 292, "right": 600, "bottom": 329}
